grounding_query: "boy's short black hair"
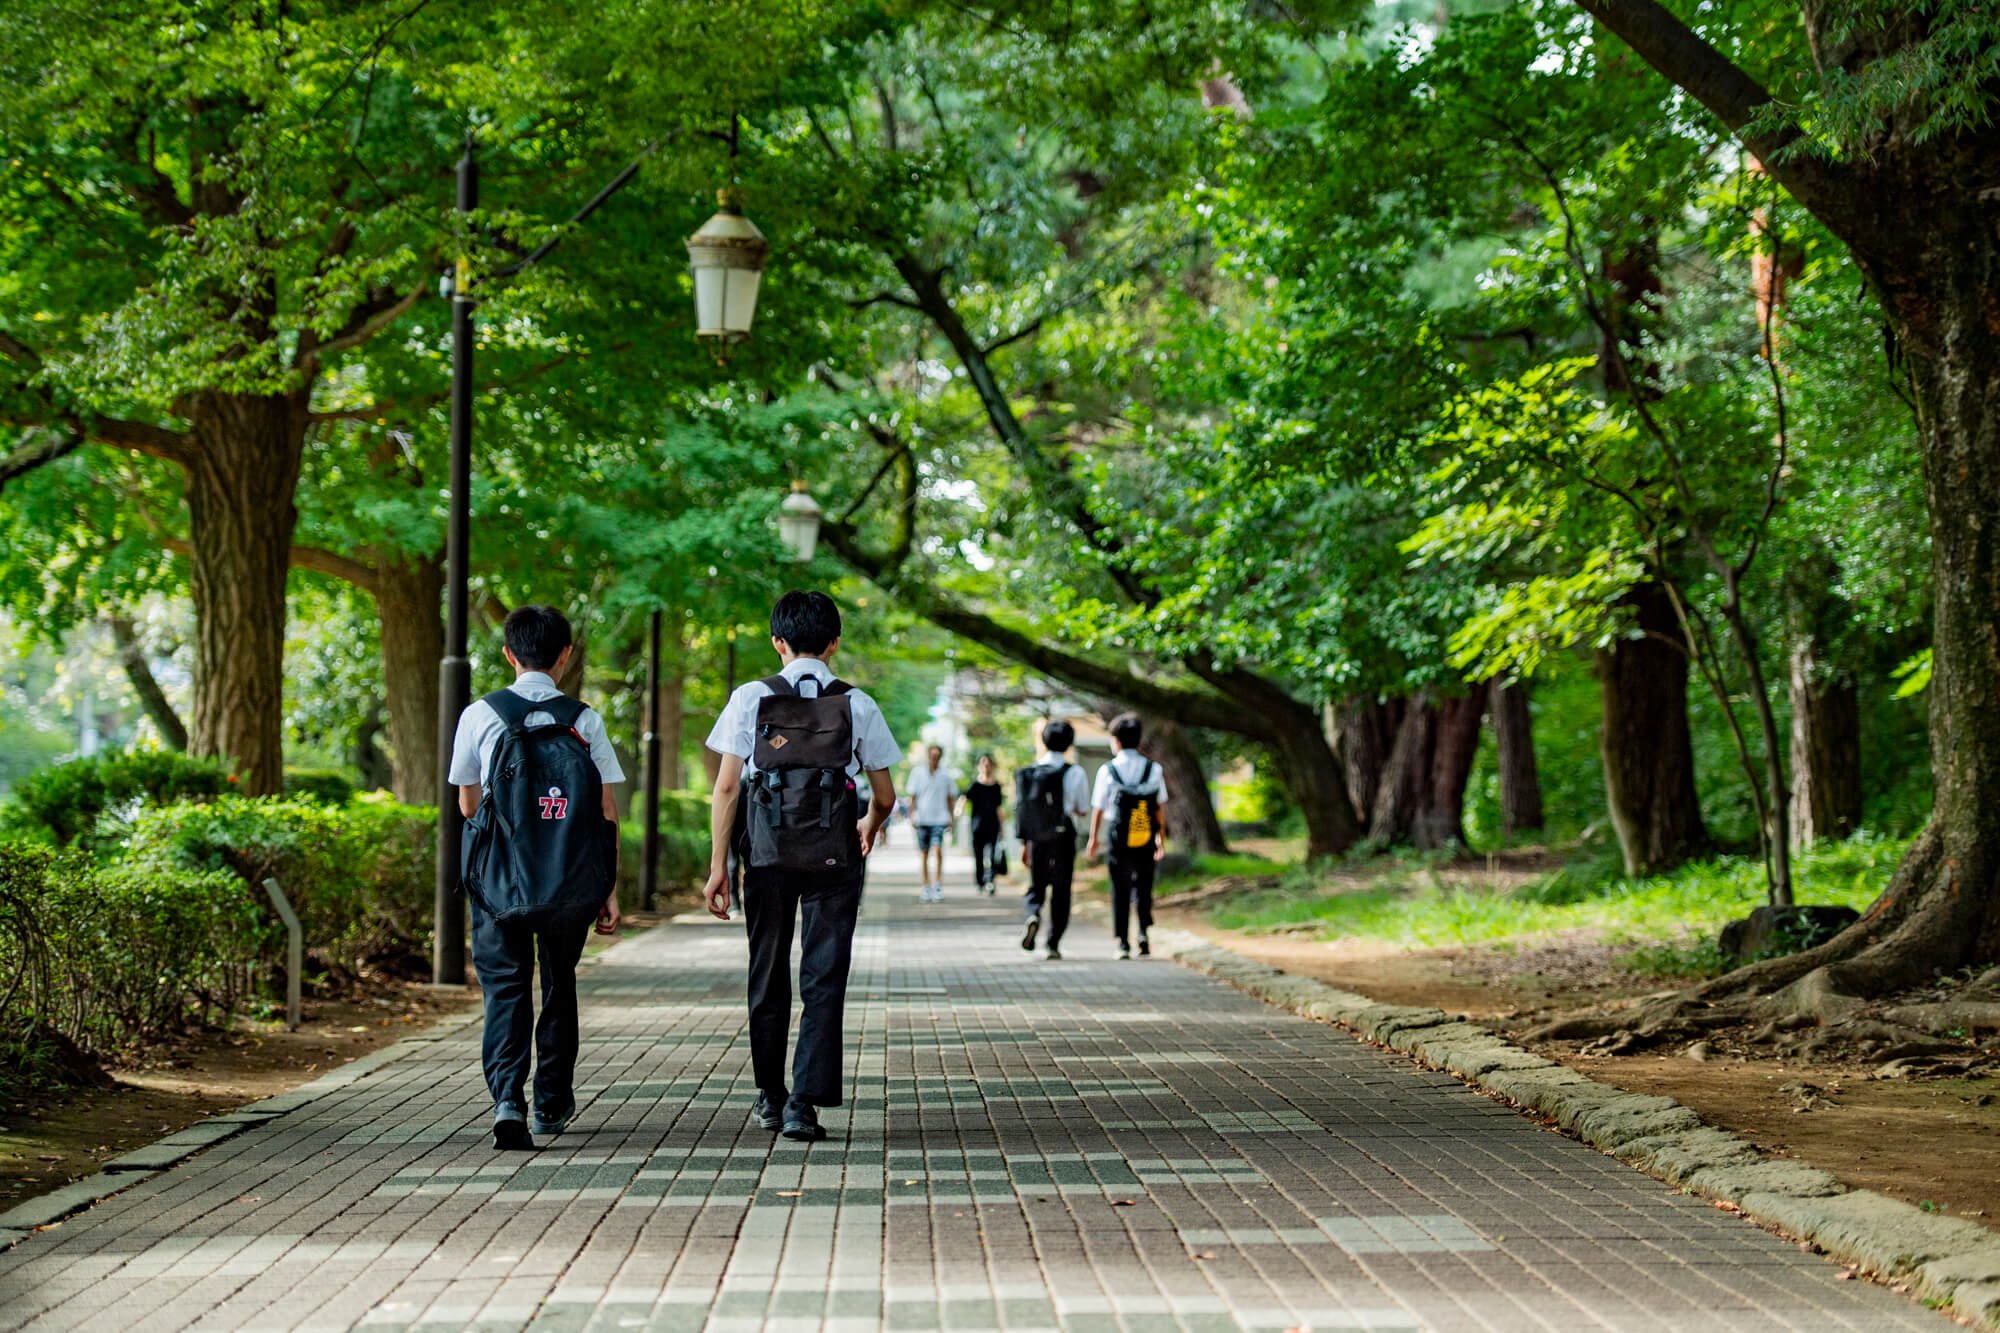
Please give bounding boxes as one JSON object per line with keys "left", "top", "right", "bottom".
{"left": 770, "top": 590, "right": 842, "bottom": 655}
{"left": 1041, "top": 719, "right": 1075, "bottom": 753}
{"left": 504, "top": 604, "right": 573, "bottom": 672}
{"left": 1109, "top": 712, "right": 1144, "bottom": 749}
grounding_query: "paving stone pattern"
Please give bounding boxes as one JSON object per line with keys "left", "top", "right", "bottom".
{"left": 0, "top": 856, "right": 1951, "bottom": 1332}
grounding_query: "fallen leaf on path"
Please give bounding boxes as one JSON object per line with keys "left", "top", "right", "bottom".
{"left": 1192, "top": 1252, "right": 1216, "bottom": 1260}
{"left": 1837, "top": 1270, "right": 1855, "bottom": 1281}
{"left": 776, "top": 1191, "right": 801, "bottom": 1197}
{"left": 234, "top": 1197, "right": 260, "bottom": 1203}
{"left": 1112, "top": 1199, "right": 1137, "bottom": 1207}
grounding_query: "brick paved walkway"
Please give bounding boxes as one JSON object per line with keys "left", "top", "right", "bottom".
{"left": 0, "top": 849, "right": 1949, "bottom": 1332}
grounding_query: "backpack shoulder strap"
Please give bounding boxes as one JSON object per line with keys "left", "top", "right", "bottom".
{"left": 483, "top": 689, "right": 534, "bottom": 730}
{"left": 542, "top": 695, "right": 587, "bottom": 729}
{"left": 821, "top": 679, "right": 853, "bottom": 697}
{"left": 760, "top": 674, "right": 796, "bottom": 697}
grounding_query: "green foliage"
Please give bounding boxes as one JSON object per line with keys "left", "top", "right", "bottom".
{"left": 1206, "top": 833, "right": 1910, "bottom": 950}
{"left": 282, "top": 768, "right": 357, "bottom": 806}
{"left": 0, "top": 841, "right": 256, "bottom": 1095}
{"left": 124, "top": 796, "right": 436, "bottom": 979}
{"left": 616, "top": 790, "right": 712, "bottom": 903}
{"left": 2, "top": 748, "right": 234, "bottom": 847}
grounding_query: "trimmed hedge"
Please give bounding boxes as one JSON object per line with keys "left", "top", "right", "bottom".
{"left": 1, "top": 749, "right": 236, "bottom": 848}
{"left": 124, "top": 795, "right": 436, "bottom": 979}
{"left": 0, "top": 842, "right": 257, "bottom": 1096}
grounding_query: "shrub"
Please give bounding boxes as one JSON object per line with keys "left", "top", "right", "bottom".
{"left": 3, "top": 749, "right": 235, "bottom": 848}
{"left": 123, "top": 795, "right": 436, "bottom": 979}
{"left": 616, "top": 790, "right": 711, "bottom": 905}
{"left": 0, "top": 841, "right": 257, "bottom": 1095}
{"left": 282, "top": 768, "right": 357, "bottom": 805}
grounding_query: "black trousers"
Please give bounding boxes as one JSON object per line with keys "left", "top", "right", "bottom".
{"left": 972, "top": 821, "right": 1001, "bottom": 885}
{"left": 1108, "top": 851, "right": 1157, "bottom": 946}
{"left": 470, "top": 903, "right": 595, "bottom": 1119}
{"left": 743, "top": 864, "right": 863, "bottom": 1107}
{"left": 1022, "top": 835, "right": 1074, "bottom": 948}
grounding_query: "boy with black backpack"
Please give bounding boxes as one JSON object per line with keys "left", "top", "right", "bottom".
{"left": 450, "top": 605, "right": 624, "bottom": 1150}
{"left": 1015, "top": 719, "right": 1090, "bottom": 960}
{"left": 1086, "top": 712, "right": 1169, "bottom": 959}
{"left": 703, "top": 592, "right": 899, "bottom": 1141}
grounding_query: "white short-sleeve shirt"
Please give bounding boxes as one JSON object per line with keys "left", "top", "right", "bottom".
{"left": 704, "top": 657, "right": 900, "bottom": 777}
{"left": 1092, "top": 748, "right": 1169, "bottom": 813}
{"left": 1035, "top": 752, "right": 1093, "bottom": 819}
{"left": 907, "top": 765, "right": 959, "bottom": 825}
{"left": 447, "top": 671, "right": 627, "bottom": 787}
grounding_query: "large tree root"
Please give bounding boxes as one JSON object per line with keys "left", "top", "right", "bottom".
{"left": 1522, "top": 827, "right": 2000, "bottom": 1067}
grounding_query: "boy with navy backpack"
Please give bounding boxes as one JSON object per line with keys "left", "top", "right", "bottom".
{"left": 450, "top": 605, "right": 624, "bottom": 1150}
{"left": 703, "top": 592, "right": 899, "bottom": 1141}
{"left": 1086, "top": 712, "right": 1169, "bottom": 959}
{"left": 1015, "top": 719, "right": 1090, "bottom": 960}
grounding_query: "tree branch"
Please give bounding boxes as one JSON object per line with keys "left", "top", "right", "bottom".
{"left": 109, "top": 614, "right": 188, "bottom": 751}
{"left": 290, "top": 543, "right": 380, "bottom": 592}
{"left": 820, "top": 517, "right": 1257, "bottom": 735}
{"left": 0, "top": 429, "right": 84, "bottom": 487}
{"left": 297, "top": 283, "right": 426, "bottom": 371}
{"left": 1569, "top": 0, "right": 1864, "bottom": 248}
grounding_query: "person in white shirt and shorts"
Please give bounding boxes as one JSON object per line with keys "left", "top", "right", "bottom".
{"left": 906, "top": 746, "right": 959, "bottom": 902}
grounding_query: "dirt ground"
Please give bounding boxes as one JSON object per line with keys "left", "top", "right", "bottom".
{"left": 0, "top": 911, "right": 676, "bottom": 1212}
{"left": 1161, "top": 909, "right": 2000, "bottom": 1222}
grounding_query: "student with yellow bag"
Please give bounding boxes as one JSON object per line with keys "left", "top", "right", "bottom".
{"left": 1085, "top": 712, "right": 1170, "bottom": 960}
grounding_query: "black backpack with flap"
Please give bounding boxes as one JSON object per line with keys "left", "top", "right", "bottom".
{"left": 1015, "top": 762, "right": 1074, "bottom": 844}
{"left": 460, "top": 690, "right": 616, "bottom": 923}
{"left": 744, "top": 674, "right": 861, "bottom": 873}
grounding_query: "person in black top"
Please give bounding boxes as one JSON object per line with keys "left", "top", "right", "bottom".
{"left": 961, "top": 753, "right": 1004, "bottom": 895}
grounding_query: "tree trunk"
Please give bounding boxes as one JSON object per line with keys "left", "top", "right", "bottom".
{"left": 1368, "top": 688, "right": 1486, "bottom": 851}
{"left": 180, "top": 392, "right": 307, "bottom": 795}
{"left": 659, "top": 669, "right": 684, "bottom": 789}
{"left": 1788, "top": 640, "right": 1861, "bottom": 849}
{"left": 107, "top": 614, "right": 187, "bottom": 751}
{"left": 1491, "top": 679, "right": 1545, "bottom": 836}
{"left": 372, "top": 553, "right": 445, "bottom": 805}
{"left": 1339, "top": 696, "right": 1406, "bottom": 827}
{"left": 1200, "top": 669, "right": 1361, "bottom": 858}
{"left": 352, "top": 700, "right": 394, "bottom": 792}
{"left": 1598, "top": 580, "right": 1709, "bottom": 876}
{"left": 1138, "top": 712, "right": 1229, "bottom": 855}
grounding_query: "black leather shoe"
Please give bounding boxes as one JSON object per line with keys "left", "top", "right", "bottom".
{"left": 781, "top": 1105, "right": 827, "bottom": 1141}
{"left": 1021, "top": 918, "right": 1039, "bottom": 952}
{"left": 493, "top": 1119, "right": 536, "bottom": 1151}
{"left": 753, "top": 1091, "right": 784, "bottom": 1131}
{"left": 1137, "top": 934, "right": 1150, "bottom": 956}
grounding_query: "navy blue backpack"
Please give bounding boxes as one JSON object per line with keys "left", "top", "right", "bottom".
{"left": 460, "top": 691, "right": 617, "bottom": 922}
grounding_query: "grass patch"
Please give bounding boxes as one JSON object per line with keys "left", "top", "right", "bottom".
{"left": 1156, "top": 851, "right": 1279, "bottom": 894}
{"left": 1204, "top": 833, "right": 1910, "bottom": 957}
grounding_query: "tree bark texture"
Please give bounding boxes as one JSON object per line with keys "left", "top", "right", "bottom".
{"left": 1367, "top": 687, "right": 1486, "bottom": 850}
{"left": 180, "top": 392, "right": 308, "bottom": 795}
{"left": 108, "top": 614, "right": 187, "bottom": 751}
{"left": 1194, "top": 667, "right": 1362, "bottom": 859}
{"left": 1339, "top": 696, "right": 1406, "bottom": 827}
{"left": 1598, "top": 580, "right": 1709, "bottom": 876}
{"left": 1788, "top": 640, "right": 1861, "bottom": 848}
{"left": 371, "top": 553, "right": 445, "bottom": 805}
{"left": 1137, "top": 712, "right": 1229, "bottom": 855}
{"left": 1576, "top": 0, "right": 2000, "bottom": 983}
{"left": 659, "top": 670, "right": 684, "bottom": 790}
{"left": 1491, "top": 679, "right": 1545, "bottom": 836}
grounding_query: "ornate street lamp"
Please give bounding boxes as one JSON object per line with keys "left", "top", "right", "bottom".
{"left": 686, "top": 190, "right": 769, "bottom": 353}
{"left": 778, "top": 481, "right": 823, "bottom": 562}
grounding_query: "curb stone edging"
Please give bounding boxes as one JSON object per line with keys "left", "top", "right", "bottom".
{"left": 0, "top": 1002, "right": 486, "bottom": 1244}
{"left": 0, "top": 922, "right": 664, "bottom": 1243}
{"left": 1146, "top": 923, "right": 2000, "bottom": 1330}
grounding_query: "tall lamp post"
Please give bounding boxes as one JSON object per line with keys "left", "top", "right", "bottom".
{"left": 433, "top": 150, "right": 773, "bottom": 983}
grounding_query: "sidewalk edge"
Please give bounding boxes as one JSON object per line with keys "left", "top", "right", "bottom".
{"left": 1147, "top": 923, "right": 2000, "bottom": 1330}
{"left": 0, "top": 1001, "right": 487, "bottom": 1244}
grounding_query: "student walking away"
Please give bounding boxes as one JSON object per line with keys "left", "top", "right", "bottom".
{"left": 962, "top": 753, "right": 1004, "bottom": 895}
{"left": 1015, "top": 720, "right": 1090, "bottom": 960}
{"left": 450, "top": 605, "right": 624, "bottom": 1151}
{"left": 1087, "top": 712, "right": 1170, "bottom": 960}
{"left": 907, "top": 745, "right": 959, "bottom": 903}
{"left": 703, "top": 591, "right": 899, "bottom": 1142}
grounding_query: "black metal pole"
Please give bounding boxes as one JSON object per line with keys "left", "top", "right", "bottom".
{"left": 640, "top": 608, "right": 662, "bottom": 911}
{"left": 432, "top": 139, "right": 478, "bottom": 986}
